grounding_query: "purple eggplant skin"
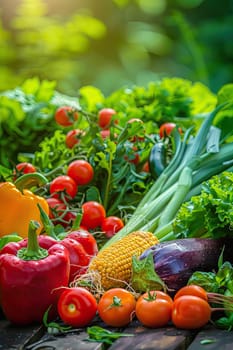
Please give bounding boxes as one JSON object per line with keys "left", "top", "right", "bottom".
{"left": 139, "top": 238, "right": 233, "bottom": 293}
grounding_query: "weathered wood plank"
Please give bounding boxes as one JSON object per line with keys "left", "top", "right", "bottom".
{"left": 110, "top": 320, "right": 197, "bottom": 350}
{"left": 187, "top": 325, "right": 233, "bottom": 350}
{"left": 0, "top": 319, "right": 44, "bottom": 350}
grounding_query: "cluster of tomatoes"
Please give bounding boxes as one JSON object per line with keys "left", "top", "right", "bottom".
{"left": 56, "top": 284, "right": 212, "bottom": 330}
{"left": 14, "top": 159, "right": 124, "bottom": 239}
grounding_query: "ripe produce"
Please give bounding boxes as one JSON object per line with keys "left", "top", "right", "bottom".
{"left": 98, "top": 108, "right": 117, "bottom": 129}
{"left": 97, "top": 288, "right": 136, "bottom": 327}
{"left": 172, "top": 295, "right": 211, "bottom": 329}
{"left": 101, "top": 216, "right": 124, "bottom": 238}
{"left": 14, "top": 162, "right": 36, "bottom": 177}
{"left": 50, "top": 175, "right": 78, "bottom": 200}
{"left": 38, "top": 204, "right": 98, "bottom": 282}
{"left": 81, "top": 201, "right": 106, "bottom": 229}
{"left": 88, "top": 231, "right": 158, "bottom": 290}
{"left": 57, "top": 287, "right": 97, "bottom": 327}
{"left": 132, "top": 237, "right": 233, "bottom": 293}
{"left": 0, "top": 220, "right": 70, "bottom": 325}
{"left": 159, "top": 122, "right": 177, "bottom": 138}
{"left": 67, "top": 159, "right": 94, "bottom": 185}
{"left": 65, "top": 129, "right": 84, "bottom": 148}
{"left": 55, "top": 106, "right": 78, "bottom": 126}
{"left": 135, "top": 290, "right": 173, "bottom": 328}
{"left": 0, "top": 181, "right": 49, "bottom": 237}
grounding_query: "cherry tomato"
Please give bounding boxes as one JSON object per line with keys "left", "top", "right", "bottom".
{"left": 135, "top": 290, "right": 173, "bottom": 328}
{"left": 98, "top": 108, "right": 117, "bottom": 129}
{"left": 14, "top": 162, "right": 36, "bottom": 177}
{"left": 100, "top": 129, "right": 118, "bottom": 139}
{"left": 98, "top": 288, "right": 136, "bottom": 327}
{"left": 174, "top": 285, "right": 208, "bottom": 302}
{"left": 159, "top": 122, "right": 182, "bottom": 138}
{"left": 55, "top": 106, "right": 78, "bottom": 126}
{"left": 57, "top": 287, "right": 97, "bottom": 327}
{"left": 142, "top": 161, "right": 150, "bottom": 173}
{"left": 67, "top": 160, "right": 94, "bottom": 186}
{"left": 81, "top": 201, "right": 106, "bottom": 229}
{"left": 101, "top": 216, "right": 124, "bottom": 238}
{"left": 68, "top": 229, "right": 98, "bottom": 257}
{"left": 50, "top": 175, "right": 78, "bottom": 200}
{"left": 60, "top": 238, "right": 91, "bottom": 282}
{"left": 65, "top": 129, "right": 85, "bottom": 148}
{"left": 124, "top": 146, "right": 140, "bottom": 165}
{"left": 46, "top": 197, "right": 67, "bottom": 220}
{"left": 172, "top": 295, "right": 211, "bottom": 329}
{"left": 46, "top": 197, "right": 76, "bottom": 227}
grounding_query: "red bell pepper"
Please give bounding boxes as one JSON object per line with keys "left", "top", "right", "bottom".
{"left": 38, "top": 204, "right": 98, "bottom": 283}
{"left": 0, "top": 220, "right": 70, "bottom": 325}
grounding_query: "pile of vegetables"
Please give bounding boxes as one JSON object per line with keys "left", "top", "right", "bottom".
{"left": 0, "top": 77, "right": 233, "bottom": 333}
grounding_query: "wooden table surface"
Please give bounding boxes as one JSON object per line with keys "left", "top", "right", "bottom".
{"left": 1, "top": 311, "right": 233, "bottom": 350}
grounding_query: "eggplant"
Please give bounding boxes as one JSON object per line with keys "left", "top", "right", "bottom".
{"left": 131, "top": 238, "right": 233, "bottom": 294}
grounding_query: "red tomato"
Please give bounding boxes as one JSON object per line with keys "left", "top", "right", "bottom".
{"left": 67, "top": 160, "right": 94, "bottom": 186}
{"left": 81, "top": 201, "right": 106, "bottom": 229}
{"left": 101, "top": 216, "right": 124, "bottom": 238}
{"left": 141, "top": 161, "right": 150, "bottom": 173}
{"left": 46, "top": 197, "right": 66, "bottom": 219}
{"left": 100, "top": 129, "right": 118, "bottom": 140}
{"left": 50, "top": 175, "right": 78, "bottom": 200}
{"left": 135, "top": 290, "right": 173, "bottom": 328}
{"left": 46, "top": 197, "right": 77, "bottom": 227}
{"left": 159, "top": 122, "right": 182, "bottom": 138}
{"left": 57, "top": 287, "right": 97, "bottom": 327}
{"left": 98, "top": 108, "right": 117, "bottom": 129}
{"left": 124, "top": 146, "right": 140, "bottom": 165}
{"left": 98, "top": 288, "right": 136, "bottom": 327}
{"left": 174, "top": 285, "right": 208, "bottom": 302}
{"left": 68, "top": 229, "right": 98, "bottom": 257}
{"left": 60, "top": 238, "right": 91, "bottom": 282}
{"left": 14, "top": 162, "right": 36, "bottom": 175}
{"left": 172, "top": 295, "right": 211, "bottom": 329}
{"left": 55, "top": 106, "right": 78, "bottom": 126}
{"left": 65, "top": 129, "right": 85, "bottom": 148}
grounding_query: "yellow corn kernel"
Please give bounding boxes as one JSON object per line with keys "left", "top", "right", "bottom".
{"left": 88, "top": 231, "right": 159, "bottom": 290}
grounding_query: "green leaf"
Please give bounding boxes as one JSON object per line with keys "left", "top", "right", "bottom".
{"left": 86, "top": 326, "right": 134, "bottom": 345}
{"left": 131, "top": 252, "right": 166, "bottom": 292}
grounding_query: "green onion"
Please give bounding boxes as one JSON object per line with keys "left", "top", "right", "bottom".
{"left": 101, "top": 103, "right": 233, "bottom": 250}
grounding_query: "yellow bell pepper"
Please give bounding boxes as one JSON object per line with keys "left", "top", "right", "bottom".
{"left": 0, "top": 182, "right": 49, "bottom": 238}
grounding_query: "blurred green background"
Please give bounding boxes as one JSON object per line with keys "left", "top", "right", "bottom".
{"left": 0, "top": 0, "right": 232, "bottom": 96}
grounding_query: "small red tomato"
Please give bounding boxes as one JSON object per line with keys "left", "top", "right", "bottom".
{"left": 67, "top": 160, "right": 94, "bottom": 186}
{"left": 50, "top": 175, "right": 78, "bottom": 200}
{"left": 98, "top": 108, "right": 117, "bottom": 129}
{"left": 46, "top": 197, "right": 66, "bottom": 219}
{"left": 101, "top": 216, "right": 124, "bottom": 238}
{"left": 98, "top": 288, "right": 136, "bottom": 327}
{"left": 59, "top": 238, "right": 90, "bottom": 282}
{"left": 81, "top": 201, "right": 106, "bottom": 229}
{"left": 68, "top": 229, "right": 98, "bottom": 257}
{"left": 174, "top": 285, "right": 208, "bottom": 302}
{"left": 136, "top": 291, "right": 173, "bottom": 328}
{"left": 57, "top": 287, "right": 97, "bottom": 327}
{"left": 124, "top": 146, "right": 140, "bottom": 165}
{"left": 141, "top": 161, "right": 150, "bottom": 173}
{"left": 159, "top": 122, "right": 182, "bottom": 138}
{"left": 100, "top": 129, "right": 118, "bottom": 140}
{"left": 55, "top": 106, "right": 78, "bottom": 127}
{"left": 65, "top": 129, "right": 85, "bottom": 148}
{"left": 14, "top": 162, "right": 36, "bottom": 176}
{"left": 172, "top": 295, "right": 211, "bottom": 329}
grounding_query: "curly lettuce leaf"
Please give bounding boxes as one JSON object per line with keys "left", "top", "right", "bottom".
{"left": 173, "top": 171, "right": 233, "bottom": 239}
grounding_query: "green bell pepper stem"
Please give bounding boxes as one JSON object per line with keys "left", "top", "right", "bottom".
{"left": 15, "top": 172, "right": 48, "bottom": 191}
{"left": 17, "top": 220, "right": 48, "bottom": 260}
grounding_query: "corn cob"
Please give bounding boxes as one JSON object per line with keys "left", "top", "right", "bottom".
{"left": 88, "top": 231, "right": 159, "bottom": 290}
